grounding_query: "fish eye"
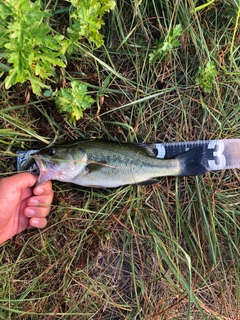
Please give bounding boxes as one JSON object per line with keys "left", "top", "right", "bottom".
{"left": 48, "top": 148, "right": 56, "bottom": 156}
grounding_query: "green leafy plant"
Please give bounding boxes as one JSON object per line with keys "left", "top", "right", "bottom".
{"left": 0, "top": 0, "right": 116, "bottom": 97}
{"left": 54, "top": 81, "right": 95, "bottom": 124}
{"left": 196, "top": 61, "right": 218, "bottom": 93}
{"left": 149, "top": 24, "right": 183, "bottom": 63}
{"left": 0, "top": 0, "right": 66, "bottom": 95}
{"left": 67, "top": 0, "right": 116, "bottom": 52}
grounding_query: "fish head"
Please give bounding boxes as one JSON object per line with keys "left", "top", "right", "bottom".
{"left": 33, "top": 146, "right": 87, "bottom": 185}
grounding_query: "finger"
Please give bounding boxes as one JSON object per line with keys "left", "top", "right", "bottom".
{"left": 27, "top": 190, "right": 54, "bottom": 207}
{"left": 24, "top": 205, "right": 52, "bottom": 219}
{"left": 33, "top": 181, "right": 53, "bottom": 196}
{"left": 29, "top": 217, "right": 47, "bottom": 229}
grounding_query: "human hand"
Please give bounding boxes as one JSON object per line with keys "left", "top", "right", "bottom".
{"left": 0, "top": 173, "right": 54, "bottom": 244}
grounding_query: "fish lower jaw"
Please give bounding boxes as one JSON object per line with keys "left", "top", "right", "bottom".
{"left": 37, "top": 169, "right": 59, "bottom": 185}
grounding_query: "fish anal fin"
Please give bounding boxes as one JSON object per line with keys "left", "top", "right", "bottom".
{"left": 138, "top": 179, "right": 159, "bottom": 186}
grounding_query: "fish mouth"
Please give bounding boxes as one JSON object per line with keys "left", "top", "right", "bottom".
{"left": 33, "top": 156, "right": 58, "bottom": 185}
{"left": 17, "top": 150, "right": 40, "bottom": 174}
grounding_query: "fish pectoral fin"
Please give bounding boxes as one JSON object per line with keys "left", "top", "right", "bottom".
{"left": 138, "top": 179, "right": 159, "bottom": 186}
{"left": 85, "top": 162, "right": 107, "bottom": 173}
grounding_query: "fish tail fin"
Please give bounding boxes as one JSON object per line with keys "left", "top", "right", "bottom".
{"left": 176, "top": 147, "right": 207, "bottom": 176}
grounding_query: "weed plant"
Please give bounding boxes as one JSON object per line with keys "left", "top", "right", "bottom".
{"left": 0, "top": 0, "right": 240, "bottom": 319}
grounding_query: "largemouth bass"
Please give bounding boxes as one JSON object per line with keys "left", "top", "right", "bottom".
{"left": 33, "top": 139, "right": 207, "bottom": 188}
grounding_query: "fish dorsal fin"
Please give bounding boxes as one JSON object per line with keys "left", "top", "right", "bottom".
{"left": 134, "top": 143, "right": 158, "bottom": 157}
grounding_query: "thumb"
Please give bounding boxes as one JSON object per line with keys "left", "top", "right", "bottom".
{"left": 0, "top": 173, "right": 38, "bottom": 193}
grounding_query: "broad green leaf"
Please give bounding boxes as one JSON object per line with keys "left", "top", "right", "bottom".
{"left": 55, "top": 81, "right": 95, "bottom": 124}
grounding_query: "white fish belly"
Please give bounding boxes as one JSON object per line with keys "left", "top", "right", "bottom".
{"left": 71, "top": 160, "right": 180, "bottom": 188}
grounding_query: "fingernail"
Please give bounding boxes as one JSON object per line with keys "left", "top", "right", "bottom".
{"left": 34, "top": 187, "right": 44, "bottom": 195}
{"left": 31, "top": 218, "right": 40, "bottom": 227}
{"left": 25, "top": 208, "right": 35, "bottom": 217}
{"left": 29, "top": 199, "right": 39, "bottom": 206}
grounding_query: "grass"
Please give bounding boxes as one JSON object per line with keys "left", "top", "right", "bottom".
{"left": 0, "top": 0, "right": 240, "bottom": 319}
